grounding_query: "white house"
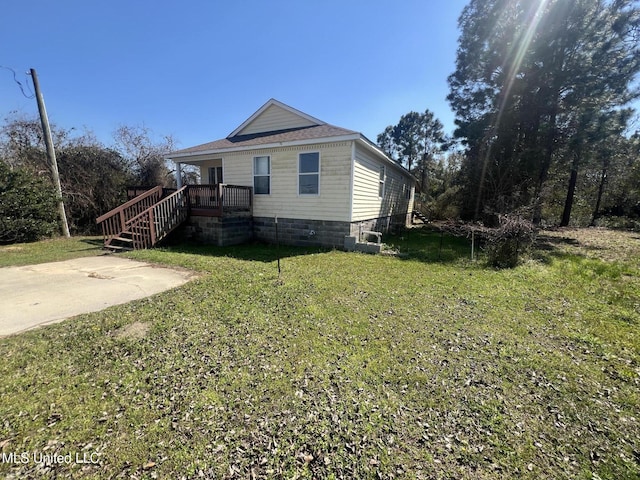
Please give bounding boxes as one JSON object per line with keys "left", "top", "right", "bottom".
{"left": 165, "top": 99, "right": 415, "bottom": 249}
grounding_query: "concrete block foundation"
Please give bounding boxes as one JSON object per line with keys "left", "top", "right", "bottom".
{"left": 173, "top": 213, "right": 409, "bottom": 251}
{"left": 253, "top": 217, "right": 350, "bottom": 249}
{"left": 178, "top": 214, "right": 253, "bottom": 246}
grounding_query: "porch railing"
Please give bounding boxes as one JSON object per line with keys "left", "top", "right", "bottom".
{"left": 186, "top": 184, "right": 253, "bottom": 216}
{"left": 96, "top": 185, "right": 163, "bottom": 245}
{"left": 127, "top": 186, "right": 177, "bottom": 201}
{"left": 98, "top": 184, "right": 253, "bottom": 248}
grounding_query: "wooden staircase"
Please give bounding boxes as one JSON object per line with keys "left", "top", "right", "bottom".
{"left": 105, "top": 231, "right": 135, "bottom": 252}
{"left": 412, "top": 210, "right": 429, "bottom": 224}
{"left": 96, "top": 186, "right": 189, "bottom": 251}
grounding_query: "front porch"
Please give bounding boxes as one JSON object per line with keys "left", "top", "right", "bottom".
{"left": 125, "top": 184, "right": 252, "bottom": 217}
{"left": 97, "top": 184, "right": 252, "bottom": 251}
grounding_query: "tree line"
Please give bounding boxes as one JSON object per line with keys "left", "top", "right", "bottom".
{"left": 0, "top": 113, "right": 181, "bottom": 243}
{"left": 380, "top": 0, "right": 640, "bottom": 229}
{"left": 2, "top": 0, "right": 639, "bottom": 244}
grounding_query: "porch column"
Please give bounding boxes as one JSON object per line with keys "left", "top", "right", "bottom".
{"left": 176, "top": 162, "right": 183, "bottom": 188}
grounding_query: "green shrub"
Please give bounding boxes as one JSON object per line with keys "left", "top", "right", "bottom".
{"left": 424, "top": 186, "right": 462, "bottom": 220}
{"left": 0, "top": 160, "right": 59, "bottom": 244}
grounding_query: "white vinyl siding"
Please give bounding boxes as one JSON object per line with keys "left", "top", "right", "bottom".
{"left": 238, "top": 104, "right": 317, "bottom": 136}
{"left": 183, "top": 140, "right": 413, "bottom": 224}
{"left": 219, "top": 142, "right": 352, "bottom": 221}
{"left": 352, "top": 143, "right": 414, "bottom": 222}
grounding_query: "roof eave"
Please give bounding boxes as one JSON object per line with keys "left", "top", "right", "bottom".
{"left": 355, "top": 137, "right": 418, "bottom": 182}
{"left": 167, "top": 133, "right": 361, "bottom": 161}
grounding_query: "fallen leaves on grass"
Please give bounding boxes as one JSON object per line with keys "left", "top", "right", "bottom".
{"left": 0, "top": 228, "right": 638, "bottom": 479}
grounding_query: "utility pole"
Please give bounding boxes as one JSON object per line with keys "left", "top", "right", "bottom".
{"left": 30, "top": 68, "right": 70, "bottom": 237}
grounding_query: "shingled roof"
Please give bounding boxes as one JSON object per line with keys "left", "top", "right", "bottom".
{"left": 167, "top": 99, "right": 416, "bottom": 179}
{"left": 171, "top": 123, "right": 358, "bottom": 156}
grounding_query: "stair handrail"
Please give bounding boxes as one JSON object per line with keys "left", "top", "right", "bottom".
{"left": 96, "top": 185, "right": 163, "bottom": 246}
{"left": 125, "top": 185, "right": 187, "bottom": 227}
{"left": 96, "top": 185, "right": 163, "bottom": 225}
{"left": 126, "top": 186, "right": 188, "bottom": 249}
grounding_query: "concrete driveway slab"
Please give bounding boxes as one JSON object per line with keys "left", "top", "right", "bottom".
{"left": 0, "top": 256, "right": 194, "bottom": 337}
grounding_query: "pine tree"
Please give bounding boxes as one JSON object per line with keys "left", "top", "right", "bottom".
{"left": 448, "top": 0, "right": 640, "bottom": 223}
{"left": 377, "top": 109, "right": 448, "bottom": 190}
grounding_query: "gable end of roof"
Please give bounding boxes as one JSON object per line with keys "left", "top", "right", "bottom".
{"left": 228, "top": 99, "right": 326, "bottom": 137}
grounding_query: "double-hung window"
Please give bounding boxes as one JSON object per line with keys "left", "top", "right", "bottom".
{"left": 379, "top": 165, "right": 385, "bottom": 198}
{"left": 403, "top": 182, "right": 411, "bottom": 200}
{"left": 299, "top": 152, "right": 320, "bottom": 195}
{"left": 253, "top": 156, "right": 270, "bottom": 195}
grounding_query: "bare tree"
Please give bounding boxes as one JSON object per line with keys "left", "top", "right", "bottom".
{"left": 113, "top": 125, "right": 177, "bottom": 187}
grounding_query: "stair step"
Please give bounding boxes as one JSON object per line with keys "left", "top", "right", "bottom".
{"left": 413, "top": 210, "right": 428, "bottom": 222}
{"left": 100, "top": 192, "right": 191, "bottom": 251}
{"left": 105, "top": 245, "right": 133, "bottom": 252}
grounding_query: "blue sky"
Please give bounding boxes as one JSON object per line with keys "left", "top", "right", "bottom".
{"left": 1, "top": 1, "right": 469, "bottom": 150}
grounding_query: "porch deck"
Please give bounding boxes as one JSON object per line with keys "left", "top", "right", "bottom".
{"left": 126, "top": 184, "right": 252, "bottom": 217}
{"left": 97, "top": 184, "right": 252, "bottom": 250}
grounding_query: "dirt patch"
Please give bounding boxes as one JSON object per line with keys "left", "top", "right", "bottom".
{"left": 112, "top": 321, "right": 150, "bottom": 340}
{"left": 1, "top": 246, "right": 23, "bottom": 252}
{"left": 540, "top": 228, "right": 640, "bottom": 263}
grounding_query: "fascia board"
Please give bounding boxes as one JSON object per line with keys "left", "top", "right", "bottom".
{"left": 167, "top": 133, "right": 361, "bottom": 162}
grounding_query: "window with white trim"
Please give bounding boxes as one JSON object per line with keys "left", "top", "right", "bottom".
{"left": 253, "top": 156, "right": 270, "bottom": 194}
{"left": 378, "top": 165, "right": 385, "bottom": 198}
{"left": 299, "top": 152, "right": 320, "bottom": 195}
{"left": 403, "top": 182, "right": 411, "bottom": 200}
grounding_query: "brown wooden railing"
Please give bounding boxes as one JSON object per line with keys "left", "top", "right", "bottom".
{"left": 127, "top": 186, "right": 153, "bottom": 200}
{"left": 98, "top": 184, "right": 253, "bottom": 250}
{"left": 96, "top": 186, "right": 163, "bottom": 245}
{"left": 128, "top": 186, "right": 189, "bottom": 249}
{"left": 186, "top": 184, "right": 252, "bottom": 216}
{"left": 127, "top": 186, "right": 177, "bottom": 201}
{"left": 186, "top": 184, "right": 219, "bottom": 209}
{"left": 221, "top": 184, "right": 252, "bottom": 211}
